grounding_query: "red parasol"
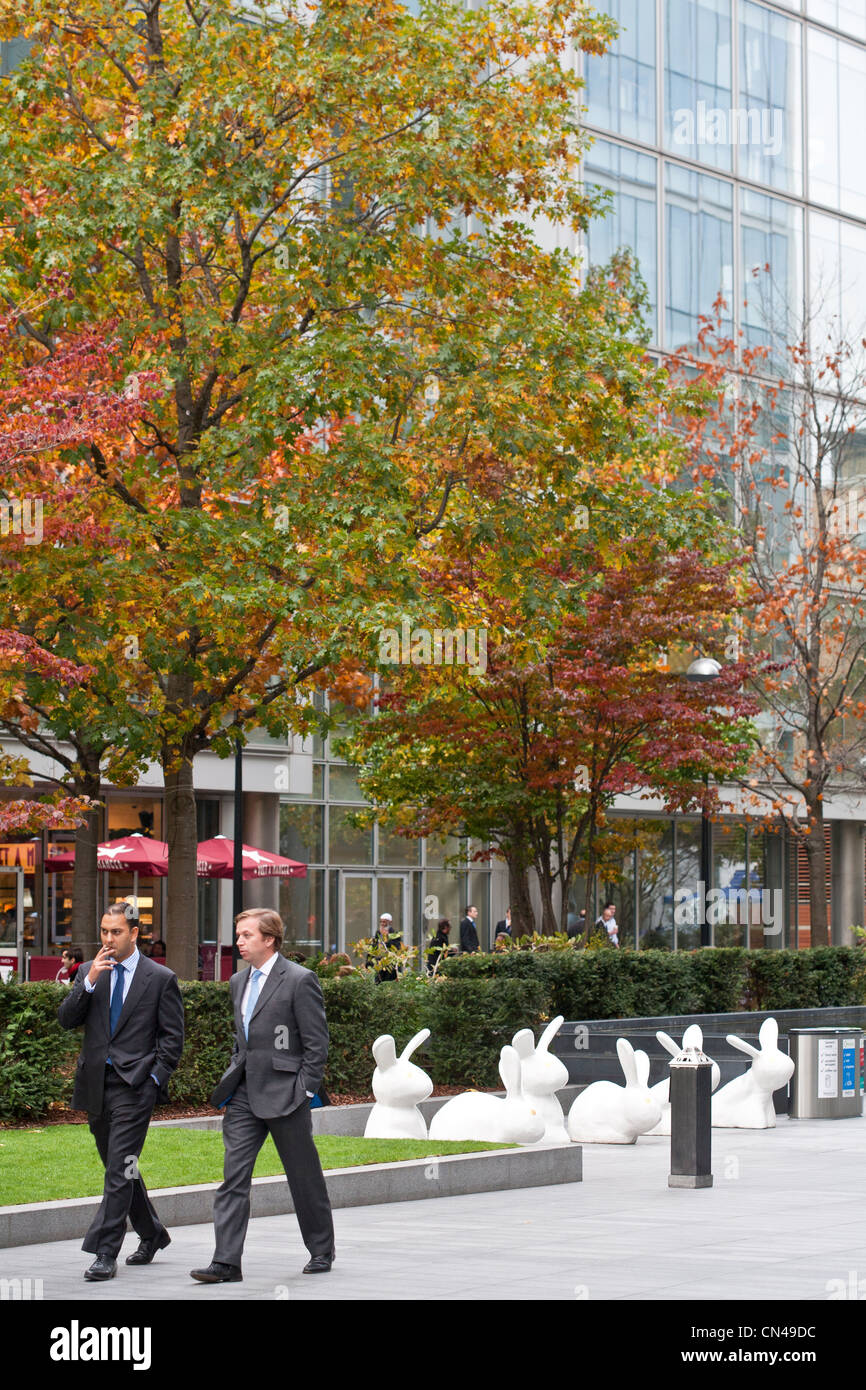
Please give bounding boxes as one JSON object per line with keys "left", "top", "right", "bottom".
{"left": 196, "top": 835, "right": 307, "bottom": 880}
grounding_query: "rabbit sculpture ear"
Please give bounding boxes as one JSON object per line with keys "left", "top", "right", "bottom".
{"left": 656, "top": 1030, "right": 680, "bottom": 1058}
{"left": 634, "top": 1050, "right": 651, "bottom": 1088}
{"left": 616, "top": 1038, "right": 639, "bottom": 1086}
{"left": 399, "top": 1028, "right": 431, "bottom": 1062}
{"left": 727, "top": 1033, "right": 761, "bottom": 1060}
{"left": 682, "top": 1024, "right": 704, "bottom": 1049}
{"left": 511, "top": 1029, "right": 536, "bottom": 1060}
{"left": 372, "top": 1035, "right": 397, "bottom": 1070}
{"left": 537, "top": 1016, "right": 565, "bottom": 1054}
{"left": 758, "top": 1018, "right": 779, "bottom": 1050}
{"left": 498, "top": 1045, "right": 523, "bottom": 1098}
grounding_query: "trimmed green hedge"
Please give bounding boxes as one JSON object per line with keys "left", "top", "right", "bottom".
{"left": 0, "top": 981, "right": 80, "bottom": 1122}
{"left": 440, "top": 947, "right": 866, "bottom": 1018}
{"left": 2, "top": 947, "right": 864, "bottom": 1121}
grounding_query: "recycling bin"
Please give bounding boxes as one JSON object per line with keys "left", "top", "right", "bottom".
{"left": 788, "top": 1028, "right": 863, "bottom": 1119}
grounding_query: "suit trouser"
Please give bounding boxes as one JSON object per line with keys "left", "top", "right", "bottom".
{"left": 213, "top": 1081, "right": 334, "bottom": 1267}
{"left": 83, "top": 1068, "right": 167, "bottom": 1257}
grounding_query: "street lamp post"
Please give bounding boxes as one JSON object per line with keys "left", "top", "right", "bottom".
{"left": 232, "top": 733, "right": 244, "bottom": 974}
{"left": 684, "top": 658, "right": 721, "bottom": 948}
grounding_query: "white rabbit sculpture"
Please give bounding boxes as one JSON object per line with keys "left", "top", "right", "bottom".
{"left": 566, "top": 1038, "right": 663, "bottom": 1144}
{"left": 711, "top": 1017, "right": 794, "bottom": 1129}
{"left": 647, "top": 1024, "right": 721, "bottom": 1137}
{"left": 428, "top": 1045, "right": 545, "bottom": 1145}
{"left": 512, "top": 1015, "right": 570, "bottom": 1144}
{"left": 364, "top": 1028, "right": 433, "bottom": 1140}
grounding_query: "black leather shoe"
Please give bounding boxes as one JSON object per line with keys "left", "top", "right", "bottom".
{"left": 190, "top": 1262, "right": 243, "bottom": 1283}
{"left": 126, "top": 1232, "right": 171, "bottom": 1265}
{"left": 84, "top": 1254, "right": 117, "bottom": 1281}
{"left": 303, "top": 1252, "right": 334, "bottom": 1274}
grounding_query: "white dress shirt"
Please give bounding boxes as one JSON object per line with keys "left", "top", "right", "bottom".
{"left": 84, "top": 945, "right": 141, "bottom": 1000}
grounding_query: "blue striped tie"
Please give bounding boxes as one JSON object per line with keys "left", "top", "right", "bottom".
{"left": 243, "top": 968, "right": 263, "bottom": 1040}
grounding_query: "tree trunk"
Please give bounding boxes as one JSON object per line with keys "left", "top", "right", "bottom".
{"left": 805, "top": 803, "right": 829, "bottom": 948}
{"left": 164, "top": 755, "right": 199, "bottom": 979}
{"left": 534, "top": 857, "right": 559, "bottom": 936}
{"left": 70, "top": 797, "right": 101, "bottom": 952}
{"left": 505, "top": 849, "right": 535, "bottom": 939}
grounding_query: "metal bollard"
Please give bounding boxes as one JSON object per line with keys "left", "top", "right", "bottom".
{"left": 668, "top": 1046, "right": 713, "bottom": 1189}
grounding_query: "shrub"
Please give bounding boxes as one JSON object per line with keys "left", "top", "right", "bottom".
{"left": 426, "top": 977, "right": 548, "bottom": 1087}
{"left": 171, "top": 982, "right": 235, "bottom": 1106}
{"left": 0, "top": 981, "right": 80, "bottom": 1121}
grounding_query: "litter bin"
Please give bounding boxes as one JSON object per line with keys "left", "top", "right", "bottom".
{"left": 788, "top": 1028, "right": 863, "bottom": 1119}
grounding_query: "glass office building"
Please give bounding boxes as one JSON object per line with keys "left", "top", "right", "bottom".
{"left": 576, "top": 0, "right": 866, "bottom": 947}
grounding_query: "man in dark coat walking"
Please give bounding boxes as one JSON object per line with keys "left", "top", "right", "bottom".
{"left": 57, "top": 901, "right": 184, "bottom": 1281}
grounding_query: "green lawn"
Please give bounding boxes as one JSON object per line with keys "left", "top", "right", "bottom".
{"left": 0, "top": 1127, "right": 510, "bottom": 1206}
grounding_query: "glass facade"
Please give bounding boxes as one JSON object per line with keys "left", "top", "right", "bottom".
{"left": 581, "top": 0, "right": 866, "bottom": 352}
{"left": 580, "top": 0, "right": 866, "bottom": 946}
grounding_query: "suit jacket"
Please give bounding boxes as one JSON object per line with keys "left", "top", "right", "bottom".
{"left": 210, "top": 954, "right": 329, "bottom": 1119}
{"left": 57, "top": 955, "right": 185, "bottom": 1113}
{"left": 459, "top": 916, "right": 479, "bottom": 953}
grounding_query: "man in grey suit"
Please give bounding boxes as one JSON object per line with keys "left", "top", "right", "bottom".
{"left": 57, "top": 901, "right": 185, "bottom": 1281}
{"left": 190, "top": 907, "right": 335, "bottom": 1282}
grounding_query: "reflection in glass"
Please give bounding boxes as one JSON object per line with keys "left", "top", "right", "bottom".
{"left": 712, "top": 823, "right": 748, "bottom": 947}
{"left": 665, "top": 163, "right": 733, "bottom": 349}
{"left": 809, "top": 212, "right": 866, "bottom": 366}
{"left": 585, "top": 0, "right": 657, "bottom": 143}
{"left": 328, "top": 806, "right": 373, "bottom": 865}
{"left": 740, "top": 192, "right": 803, "bottom": 352}
{"left": 739, "top": 2, "right": 802, "bottom": 194}
{"left": 424, "top": 834, "right": 464, "bottom": 867}
{"left": 279, "top": 868, "right": 325, "bottom": 956}
{"left": 664, "top": 0, "right": 732, "bottom": 170}
{"left": 585, "top": 140, "right": 658, "bottom": 342}
{"left": 674, "top": 820, "right": 703, "bottom": 950}
{"left": 343, "top": 875, "right": 373, "bottom": 960}
{"left": 279, "top": 802, "right": 324, "bottom": 864}
{"left": 377, "top": 827, "right": 420, "bottom": 867}
{"left": 423, "top": 871, "right": 465, "bottom": 937}
{"left": 808, "top": 30, "right": 866, "bottom": 220}
{"left": 637, "top": 820, "right": 674, "bottom": 948}
{"left": 328, "top": 765, "right": 363, "bottom": 802}
{"left": 808, "top": 0, "right": 866, "bottom": 41}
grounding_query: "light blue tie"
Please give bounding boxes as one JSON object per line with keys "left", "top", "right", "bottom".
{"left": 243, "top": 968, "right": 263, "bottom": 1040}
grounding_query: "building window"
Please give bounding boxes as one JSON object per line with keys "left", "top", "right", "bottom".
{"left": 739, "top": 1, "right": 802, "bottom": 195}
{"left": 664, "top": 162, "right": 733, "bottom": 348}
{"left": 807, "top": 28, "right": 866, "bottom": 220}
{"left": 585, "top": 0, "right": 658, "bottom": 144}
{"left": 585, "top": 139, "right": 658, "bottom": 341}
{"left": 740, "top": 189, "right": 803, "bottom": 350}
{"left": 664, "top": 0, "right": 733, "bottom": 171}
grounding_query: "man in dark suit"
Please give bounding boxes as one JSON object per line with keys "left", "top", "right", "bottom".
{"left": 459, "top": 904, "right": 480, "bottom": 953}
{"left": 190, "top": 908, "right": 334, "bottom": 1283}
{"left": 57, "top": 901, "right": 184, "bottom": 1281}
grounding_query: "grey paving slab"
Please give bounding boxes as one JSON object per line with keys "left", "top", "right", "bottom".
{"left": 0, "top": 1113, "right": 864, "bottom": 1301}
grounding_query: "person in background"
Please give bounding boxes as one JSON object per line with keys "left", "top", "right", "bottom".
{"left": 148, "top": 939, "right": 167, "bottom": 961}
{"left": 595, "top": 902, "right": 619, "bottom": 947}
{"left": 493, "top": 932, "right": 510, "bottom": 952}
{"left": 459, "top": 905, "right": 480, "bottom": 954}
{"left": 567, "top": 908, "right": 587, "bottom": 942}
{"left": 56, "top": 947, "right": 83, "bottom": 984}
{"left": 369, "top": 912, "right": 402, "bottom": 982}
{"left": 426, "top": 919, "right": 453, "bottom": 973}
{"left": 494, "top": 907, "right": 512, "bottom": 938}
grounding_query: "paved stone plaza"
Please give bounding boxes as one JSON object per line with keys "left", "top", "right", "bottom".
{"left": 3, "top": 1115, "right": 865, "bottom": 1301}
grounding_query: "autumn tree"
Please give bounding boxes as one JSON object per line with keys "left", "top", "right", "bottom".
{"left": 0, "top": 632, "right": 94, "bottom": 833}
{"left": 0, "top": 0, "right": 619, "bottom": 974}
{"left": 682, "top": 291, "right": 866, "bottom": 947}
{"left": 344, "top": 260, "right": 757, "bottom": 934}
